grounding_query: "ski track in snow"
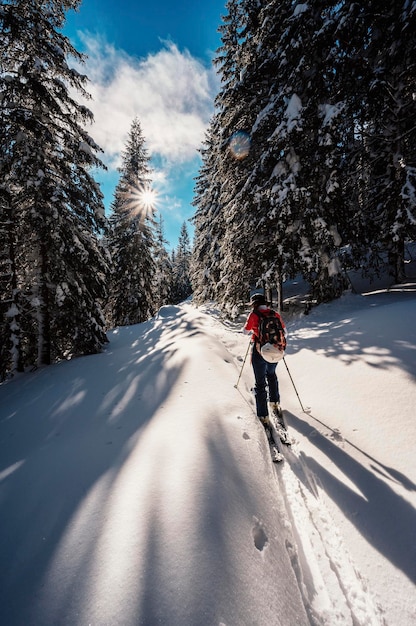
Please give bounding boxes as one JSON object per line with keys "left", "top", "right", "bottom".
{"left": 209, "top": 303, "right": 388, "bottom": 626}
{"left": 233, "top": 400, "right": 386, "bottom": 626}
{"left": 276, "top": 440, "right": 386, "bottom": 626}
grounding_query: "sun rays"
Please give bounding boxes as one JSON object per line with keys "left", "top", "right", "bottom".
{"left": 120, "top": 182, "right": 159, "bottom": 221}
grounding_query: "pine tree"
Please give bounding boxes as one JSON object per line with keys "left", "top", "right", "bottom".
{"left": 171, "top": 222, "right": 192, "bottom": 304}
{"left": 204, "top": 0, "right": 261, "bottom": 313}
{"left": 322, "top": 1, "right": 416, "bottom": 284}
{"left": 246, "top": 0, "right": 350, "bottom": 304}
{"left": 106, "top": 118, "right": 156, "bottom": 326}
{"left": 0, "top": 0, "right": 108, "bottom": 376}
{"left": 192, "top": 121, "right": 229, "bottom": 305}
{"left": 153, "top": 214, "right": 173, "bottom": 310}
{"left": 358, "top": 2, "right": 416, "bottom": 282}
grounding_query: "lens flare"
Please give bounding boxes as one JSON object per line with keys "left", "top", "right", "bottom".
{"left": 138, "top": 187, "right": 157, "bottom": 211}
{"left": 229, "top": 130, "right": 251, "bottom": 160}
{"left": 120, "top": 183, "right": 158, "bottom": 220}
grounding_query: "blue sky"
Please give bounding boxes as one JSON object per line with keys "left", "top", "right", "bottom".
{"left": 64, "top": 0, "right": 226, "bottom": 247}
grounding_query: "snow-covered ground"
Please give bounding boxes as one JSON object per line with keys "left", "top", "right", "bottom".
{"left": 0, "top": 284, "right": 415, "bottom": 625}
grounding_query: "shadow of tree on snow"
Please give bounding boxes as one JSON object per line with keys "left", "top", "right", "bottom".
{"left": 285, "top": 410, "right": 416, "bottom": 585}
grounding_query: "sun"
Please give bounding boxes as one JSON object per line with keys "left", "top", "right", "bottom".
{"left": 122, "top": 183, "right": 158, "bottom": 219}
{"left": 138, "top": 187, "right": 157, "bottom": 211}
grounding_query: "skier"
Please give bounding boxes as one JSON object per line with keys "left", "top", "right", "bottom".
{"left": 243, "top": 293, "right": 287, "bottom": 432}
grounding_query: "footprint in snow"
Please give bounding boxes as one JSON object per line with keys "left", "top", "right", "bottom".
{"left": 243, "top": 432, "right": 250, "bottom": 440}
{"left": 252, "top": 518, "right": 268, "bottom": 552}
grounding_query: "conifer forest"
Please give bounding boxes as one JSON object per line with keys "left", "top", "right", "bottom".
{"left": 1, "top": 0, "right": 415, "bottom": 379}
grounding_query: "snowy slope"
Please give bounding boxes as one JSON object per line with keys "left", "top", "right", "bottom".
{"left": 279, "top": 287, "right": 416, "bottom": 626}
{"left": 0, "top": 289, "right": 415, "bottom": 625}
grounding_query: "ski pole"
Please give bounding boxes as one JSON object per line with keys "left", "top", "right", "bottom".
{"left": 282, "top": 355, "right": 306, "bottom": 413}
{"left": 234, "top": 338, "right": 251, "bottom": 389}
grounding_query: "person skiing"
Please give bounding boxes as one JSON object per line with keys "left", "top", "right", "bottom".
{"left": 243, "top": 293, "right": 287, "bottom": 432}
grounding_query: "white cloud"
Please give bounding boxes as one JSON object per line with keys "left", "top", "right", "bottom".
{"left": 76, "top": 35, "right": 217, "bottom": 169}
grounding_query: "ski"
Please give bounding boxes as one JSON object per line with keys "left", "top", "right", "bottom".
{"left": 276, "top": 425, "right": 292, "bottom": 446}
{"left": 270, "top": 443, "right": 284, "bottom": 463}
{"left": 270, "top": 405, "right": 292, "bottom": 446}
{"left": 263, "top": 422, "right": 284, "bottom": 463}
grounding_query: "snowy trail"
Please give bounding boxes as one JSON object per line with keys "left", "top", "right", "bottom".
{"left": 234, "top": 388, "right": 386, "bottom": 625}
{"left": 211, "top": 294, "right": 416, "bottom": 626}
{"left": 192, "top": 304, "right": 389, "bottom": 626}
{"left": 1, "top": 297, "right": 414, "bottom": 625}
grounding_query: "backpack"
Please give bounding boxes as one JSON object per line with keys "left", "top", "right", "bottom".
{"left": 256, "top": 310, "right": 286, "bottom": 363}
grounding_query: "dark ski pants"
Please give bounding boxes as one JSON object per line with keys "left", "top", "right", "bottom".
{"left": 251, "top": 346, "right": 280, "bottom": 417}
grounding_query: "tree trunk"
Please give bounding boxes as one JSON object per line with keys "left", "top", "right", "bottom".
{"left": 37, "top": 240, "right": 51, "bottom": 366}
{"left": 389, "top": 239, "right": 405, "bottom": 284}
{"left": 276, "top": 274, "right": 283, "bottom": 313}
{"left": 0, "top": 191, "right": 24, "bottom": 375}
{"left": 265, "top": 283, "right": 273, "bottom": 307}
{"left": 8, "top": 204, "right": 24, "bottom": 373}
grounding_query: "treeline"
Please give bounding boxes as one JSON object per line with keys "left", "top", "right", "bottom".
{"left": 191, "top": 0, "right": 416, "bottom": 317}
{"left": 2, "top": 0, "right": 415, "bottom": 378}
{"left": 0, "top": 1, "right": 191, "bottom": 380}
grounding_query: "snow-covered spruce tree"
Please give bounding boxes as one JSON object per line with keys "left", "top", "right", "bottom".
{"left": 0, "top": 96, "right": 22, "bottom": 378}
{"left": 213, "top": 0, "right": 295, "bottom": 313}
{"left": 320, "top": 1, "right": 373, "bottom": 282}
{"left": 0, "top": 188, "right": 22, "bottom": 379}
{"left": 327, "top": 2, "right": 416, "bottom": 285}
{"left": 206, "top": 0, "right": 263, "bottom": 314}
{"left": 106, "top": 118, "right": 156, "bottom": 327}
{"left": 194, "top": 0, "right": 289, "bottom": 315}
{"left": 194, "top": 0, "right": 352, "bottom": 314}
{"left": 244, "top": 0, "right": 351, "bottom": 305}
{"left": 191, "top": 120, "right": 229, "bottom": 306}
{"left": 192, "top": 117, "right": 254, "bottom": 315}
{"left": 153, "top": 214, "right": 173, "bottom": 310}
{"left": 171, "top": 222, "right": 192, "bottom": 304}
{"left": 359, "top": 3, "right": 416, "bottom": 283}
{"left": 0, "top": 0, "right": 109, "bottom": 373}
{"left": 1, "top": 6, "right": 30, "bottom": 377}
